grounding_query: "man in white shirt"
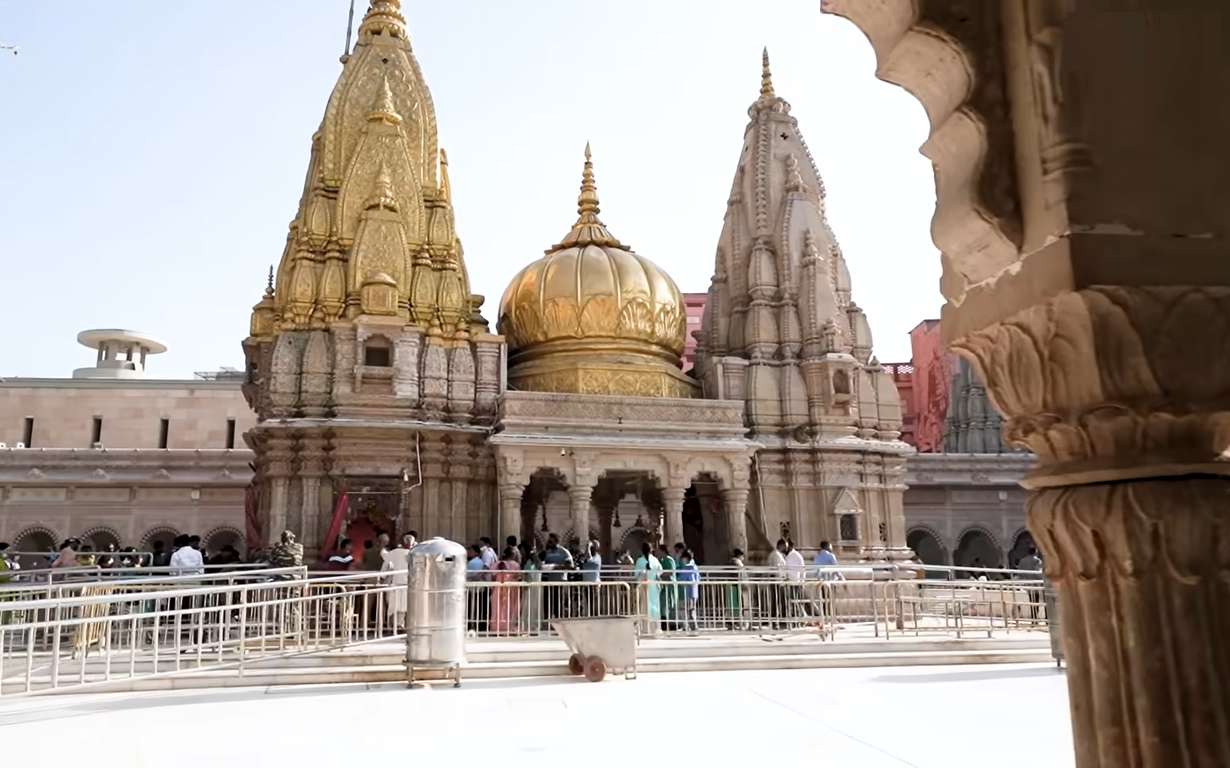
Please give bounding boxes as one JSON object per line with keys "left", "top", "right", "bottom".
{"left": 783, "top": 540, "right": 811, "bottom": 623}
{"left": 169, "top": 534, "right": 205, "bottom": 576}
{"left": 768, "top": 539, "right": 788, "bottom": 629}
{"left": 478, "top": 536, "right": 498, "bottom": 569}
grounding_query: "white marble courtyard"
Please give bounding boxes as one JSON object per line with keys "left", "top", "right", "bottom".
{"left": 0, "top": 664, "right": 1072, "bottom": 767}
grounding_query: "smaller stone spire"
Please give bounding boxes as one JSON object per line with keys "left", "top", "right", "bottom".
{"left": 551, "top": 144, "right": 626, "bottom": 251}
{"left": 760, "top": 47, "right": 775, "bottom": 98}
{"left": 367, "top": 75, "right": 402, "bottom": 125}
{"left": 438, "top": 148, "right": 452, "bottom": 202}
{"left": 365, "top": 162, "right": 398, "bottom": 211}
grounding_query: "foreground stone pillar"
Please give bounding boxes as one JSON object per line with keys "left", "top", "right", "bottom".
{"left": 661, "top": 487, "right": 686, "bottom": 549}
{"left": 957, "top": 289, "right": 1230, "bottom": 768}
{"left": 567, "top": 484, "right": 593, "bottom": 549}
{"left": 722, "top": 488, "right": 749, "bottom": 557}
{"left": 820, "top": 2, "right": 1230, "bottom": 764}
{"left": 498, "top": 483, "right": 524, "bottom": 550}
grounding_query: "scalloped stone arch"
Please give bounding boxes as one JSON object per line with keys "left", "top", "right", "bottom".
{"left": 953, "top": 524, "right": 1003, "bottom": 569}
{"left": 140, "top": 526, "right": 181, "bottom": 550}
{"left": 80, "top": 526, "right": 124, "bottom": 551}
{"left": 820, "top": 0, "right": 1021, "bottom": 297}
{"left": 11, "top": 524, "right": 60, "bottom": 551}
{"left": 906, "top": 525, "right": 948, "bottom": 567}
{"left": 203, "top": 526, "right": 246, "bottom": 553}
{"left": 956, "top": 524, "right": 1002, "bottom": 552}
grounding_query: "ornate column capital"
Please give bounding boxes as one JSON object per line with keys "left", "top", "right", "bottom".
{"left": 954, "top": 287, "right": 1230, "bottom": 490}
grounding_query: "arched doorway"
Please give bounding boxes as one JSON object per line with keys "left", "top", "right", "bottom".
{"left": 204, "top": 527, "right": 245, "bottom": 556}
{"left": 907, "top": 528, "right": 947, "bottom": 567}
{"left": 12, "top": 527, "right": 58, "bottom": 570}
{"left": 141, "top": 526, "right": 180, "bottom": 552}
{"left": 953, "top": 527, "right": 1001, "bottom": 575}
{"left": 82, "top": 527, "right": 122, "bottom": 553}
{"left": 1008, "top": 529, "right": 1035, "bottom": 568}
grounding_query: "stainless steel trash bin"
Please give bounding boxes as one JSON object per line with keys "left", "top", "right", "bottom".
{"left": 405, "top": 537, "right": 467, "bottom": 687}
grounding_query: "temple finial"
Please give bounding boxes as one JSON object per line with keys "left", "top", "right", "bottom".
{"left": 760, "top": 47, "right": 775, "bottom": 98}
{"left": 577, "top": 142, "right": 600, "bottom": 221}
{"left": 550, "top": 143, "right": 624, "bottom": 250}
{"left": 265, "top": 265, "right": 275, "bottom": 296}
{"left": 341, "top": 0, "right": 357, "bottom": 62}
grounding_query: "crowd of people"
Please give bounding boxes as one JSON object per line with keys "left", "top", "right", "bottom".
{"left": 0, "top": 535, "right": 247, "bottom": 581}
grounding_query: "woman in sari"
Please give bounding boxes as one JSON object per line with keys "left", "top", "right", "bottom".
{"left": 489, "top": 547, "right": 521, "bottom": 635}
{"left": 633, "top": 542, "right": 662, "bottom": 634}
{"left": 519, "top": 545, "right": 543, "bottom": 635}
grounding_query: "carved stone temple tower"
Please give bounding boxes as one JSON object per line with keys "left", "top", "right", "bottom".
{"left": 694, "top": 52, "right": 913, "bottom": 560}
{"left": 241, "top": 1, "right": 501, "bottom": 554}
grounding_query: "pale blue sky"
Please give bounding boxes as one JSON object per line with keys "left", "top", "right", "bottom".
{"left": 0, "top": 0, "right": 939, "bottom": 379}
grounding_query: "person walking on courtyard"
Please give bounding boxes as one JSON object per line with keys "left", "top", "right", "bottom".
{"left": 633, "top": 542, "right": 663, "bottom": 634}
{"left": 657, "top": 543, "right": 678, "bottom": 631}
{"left": 678, "top": 549, "right": 700, "bottom": 634}
{"left": 784, "top": 540, "right": 808, "bottom": 624}
{"left": 489, "top": 546, "right": 521, "bottom": 635}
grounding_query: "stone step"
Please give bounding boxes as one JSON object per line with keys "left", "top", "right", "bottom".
{"left": 11, "top": 646, "right": 1055, "bottom": 696}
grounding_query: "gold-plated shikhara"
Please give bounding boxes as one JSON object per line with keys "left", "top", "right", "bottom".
{"left": 250, "top": 0, "right": 472, "bottom": 341}
{"left": 497, "top": 145, "right": 697, "bottom": 400}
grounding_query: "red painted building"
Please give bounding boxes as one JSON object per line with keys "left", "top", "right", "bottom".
{"left": 681, "top": 292, "right": 707, "bottom": 371}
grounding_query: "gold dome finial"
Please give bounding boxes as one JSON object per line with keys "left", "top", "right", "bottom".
{"left": 552, "top": 144, "right": 624, "bottom": 250}
{"left": 578, "top": 142, "right": 600, "bottom": 220}
{"left": 265, "top": 265, "right": 275, "bottom": 297}
{"left": 760, "top": 47, "right": 775, "bottom": 98}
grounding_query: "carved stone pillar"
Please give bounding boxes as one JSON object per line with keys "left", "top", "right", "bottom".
{"left": 661, "top": 487, "right": 686, "bottom": 549}
{"left": 722, "top": 488, "right": 749, "bottom": 556}
{"left": 957, "top": 288, "right": 1230, "bottom": 768}
{"left": 498, "top": 483, "right": 524, "bottom": 549}
{"left": 567, "top": 484, "right": 594, "bottom": 549}
{"left": 819, "top": 2, "right": 1230, "bottom": 764}
{"left": 596, "top": 503, "right": 615, "bottom": 560}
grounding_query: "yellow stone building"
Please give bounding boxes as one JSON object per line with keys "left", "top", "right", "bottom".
{"left": 240, "top": 0, "right": 912, "bottom": 561}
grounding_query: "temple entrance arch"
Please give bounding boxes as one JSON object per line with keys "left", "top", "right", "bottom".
{"left": 1008, "top": 529, "right": 1035, "bottom": 568}
{"left": 519, "top": 469, "right": 570, "bottom": 549}
{"left": 953, "top": 527, "right": 1002, "bottom": 574}
{"left": 907, "top": 527, "right": 947, "bottom": 567}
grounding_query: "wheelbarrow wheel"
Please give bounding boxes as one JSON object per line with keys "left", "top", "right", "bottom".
{"left": 584, "top": 656, "right": 607, "bottom": 683}
{"left": 568, "top": 653, "right": 586, "bottom": 676}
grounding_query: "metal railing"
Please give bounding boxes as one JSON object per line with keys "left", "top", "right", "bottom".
{"left": 0, "top": 564, "right": 1050, "bottom": 697}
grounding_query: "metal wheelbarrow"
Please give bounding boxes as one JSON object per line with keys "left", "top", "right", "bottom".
{"left": 551, "top": 616, "right": 638, "bottom": 682}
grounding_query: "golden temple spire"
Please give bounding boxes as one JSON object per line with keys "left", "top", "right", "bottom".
{"left": 760, "top": 47, "right": 775, "bottom": 98}
{"left": 552, "top": 144, "right": 625, "bottom": 251}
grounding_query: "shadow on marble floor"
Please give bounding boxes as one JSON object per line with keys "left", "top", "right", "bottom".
{"left": 870, "top": 665, "right": 1064, "bottom": 686}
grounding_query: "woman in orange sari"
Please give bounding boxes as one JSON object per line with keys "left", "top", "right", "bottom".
{"left": 489, "top": 547, "right": 521, "bottom": 634}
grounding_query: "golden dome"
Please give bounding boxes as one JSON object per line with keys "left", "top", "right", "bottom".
{"left": 497, "top": 146, "right": 697, "bottom": 399}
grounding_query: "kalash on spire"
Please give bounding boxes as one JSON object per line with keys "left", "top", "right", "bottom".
{"left": 241, "top": 2, "right": 504, "bottom": 556}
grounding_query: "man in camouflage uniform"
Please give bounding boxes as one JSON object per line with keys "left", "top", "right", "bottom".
{"left": 269, "top": 530, "right": 304, "bottom": 575}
